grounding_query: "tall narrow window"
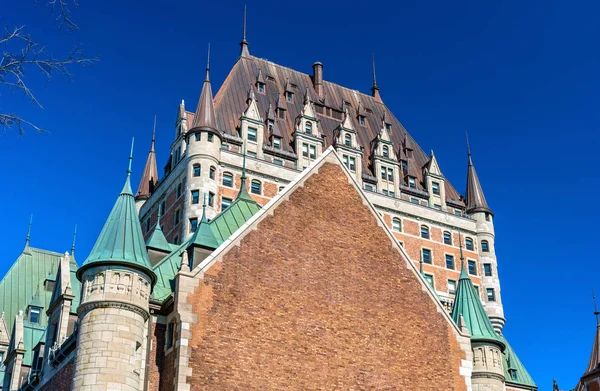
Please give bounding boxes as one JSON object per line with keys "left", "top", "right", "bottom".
{"left": 387, "top": 168, "right": 393, "bottom": 182}
{"left": 443, "top": 231, "right": 452, "bottom": 245}
{"left": 166, "top": 322, "right": 175, "bottom": 349}
{"left": 273, "top": 137, "right": 281, "bottom": 149}
{"left": 465, "top": 237, "right": 474, "bottom": 251}
{"left": 468, "top": 260, "right": 477, "bottom": 275}
{"left": 191, "top": 190, "right": 200, "bottom": 204}
{"left": 209, "top": 166, "right": 216, "bottom": 180}
{"left": 251, "top": 180, "right": 262, "bottom": 195}
{"left": 344, "top": 134, "right": 351, "bottom": 147}
{"left": 349, "top": 157, "right": 356, "bottom": 171}
{"left": 421, "top": 248, "right": 432, "bottom": 264}
{"left": 482, "top": 240, "right": 489, "bottom": 252}
{"left": 382, "top": 145, "right": 389, "bottom": 158}
{"left": 221, "top": 197, "right": 232, "bottom": 210}
{"left": 408, "top": 176, "right": 416, "bottom": 189}
{"left": 190, "top": 218, "right": 198, "bottom": 232}
{"left": 420, "top": 226, "right": 430, "bottom": 239}
{"left": 193, "top": 164, "right": 201, "bottom": 177}
{"left": 160, "top": 200, "right": 166, "bottom": 215}
{"left": 359, "top": 115, "right": 366, "bottom": 125}
{"left": 380, "top": 166, "right": 386, "bottom": 180}
{"left": 309, "top": 145, "right": 316, "bottom": 159}
{"left": 174, "top": 209, "right": 181, "bottom": 225}
{"left": 257, "top": 82, "right": 265, "bottom": 93}
{"left": 208, "top": 192, "right": 214, "bottom": 207}
{"left": 343, "top": 155, "right": 349, "bottom": 169}
{"left": 448, "top": 280, "right": 457, "bottom": 295}
{"left": 432, "top": 182, "right": 440, "bottom": 195}
{"left": 487, "top": 288, "right": 496, "bottom": 302}
{"left": 445, "top": 254, "right": 455, "bottom": 270}
{"left": 392, "top": 218, "right": 401, "bottom": 232}
{"left": 302, "top": 143, "right": 309, "bottom": 157}
{"left": 305, "top": 122, "right": 312, "bottom": 134}
{"left": 176, "top": 183, "right": 182, "bottom": 198}
{"left": 146, "top": 218, "right": 150, "bottom": 233}
{"left": 484, "top": 264, "right": 492, "bottom": 276}
{"left": 424, "top": 274, "right": 434, "bottom": 288}
{"left": 248, "top": 127, "right": 257, "bottom": 142}
{"left": 222, "top": 172, "right": 233, "bottom": 187}
{"left": 285, "top": 91, "right": 293, "bottom": 102}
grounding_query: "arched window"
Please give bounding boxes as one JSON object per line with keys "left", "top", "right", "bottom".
{"left": 392, "top": 218, "right": 401, "bottom": 232}
{"left": 251, "top": 180, "right": 262, "bottom": 195}
{"left": 383, "top": 145, "right": 389, "bottom": 158}
{"left": 305, "top": 121, "right": 312, "bottom": 134}
{"left": 209, "top": 166, "right": 216, "bottom": 180}
{"left": 193, "top": 164, "right": 201, "bottom": 177}
{"left": 443, "top": 231, "right": 452, "bottom": 245}
{"left": 344, "top": 134, "right": 351, "bottom": 147}
{"left": 481, "top": 240, "right": 489, "bottom": 252}
{"left": 420, "top": 225, "right": 430, "bottom": 239}
{"left": 465, "top": 237, "right": 474, "bottom": 251}
{"left": 222, "top": 172, "right": 233, "bottom": 187}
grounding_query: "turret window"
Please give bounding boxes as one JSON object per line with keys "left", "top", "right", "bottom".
{"left": 445, "top": 254, "right": 455, "bottom": 270}
{"left": 468, "top": 260, "right": 477, "bottom": 275}
{"left": 420, "top": 225, "right": 430, "bottom": 239}
{"left": 222, "top": 172, "right": 233, "bottom": 187}
{"left": 195, "top": 133, "right": 201, "bottom": 141}
{"left": 208, "top": 133, "right": 214, "bottom": 142}
{"left": 248, "top": 127, "right": 257, "bottom": 142}
{"left": 251, "top": 180, "right": 262, "bottom": 195}
{"left": 484, "top": 264, "right": 492, "bottom": 276}
{"left": 392, "top": 218, "right": 401, "bottom": 232}
{"left": 29, "top": 307, "right": 41, "bottom": 324}
{"left": 273, "top": 137, "right": 281, "bottom": 149}
{"left": 193, "top": 164, "right": 201, "bottom": 177}
{"left": 465, "top": 237, "right": 474, "bottom": 251}
{"left": 344, "top": 134, "right": 351, "bottom": 147}
{"left": 481, "top": 240, "right": 489, "bottom": 252}
{"left": 448, "top": 280, "right": 457, "bottom": 295}
{"left": 305, "top": 122, "right": 313, "bottom": 134}
{"left": 209, "top": 166, "right": 216, "bottom": 180}
{"left": 208, "top": 192, "right": 215, "bottom": 207}
{"left": 421, "top": 248, "right": 432, "bottom": 264}
{"left": 383, "top": 145, "right": 389, "bottom": 158}
{"left": 432, "top": 182, "right": 440, "bottom": 195}
{"left": 221, "top": 197, "right": 232, "bottom": 210}
{"left": 191, "top": 190, "right": 200, "bottom": 204}
{"left": 190, "top": 218, "right": 198, "bottom": 232}
{"left": 486, "top": 288, "right": 496, "bottom": 302}
{"left": 443, "top": 231, "right": 452, "bottom": 245}
{"left": 408, "top": 176, "right": 416, "bottom": 189}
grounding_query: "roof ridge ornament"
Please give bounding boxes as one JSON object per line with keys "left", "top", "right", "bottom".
{"left": 24, "top": 214, "right": 33, "bottom": 249}
{"left": 239, "top": 5, "right": 250, "bottom": 58}
{"left": 371, "top": 53, "right": 382, "bottom": 103}
{"left": 71, "top": 224, "right": 77, "bottom": 257}
{"left": 593, "top": 288, "right": 600, "bottom": 326}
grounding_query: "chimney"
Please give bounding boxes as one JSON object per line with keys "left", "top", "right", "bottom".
{"left": 312, "top": 62, "right": 323, "bottom": 100}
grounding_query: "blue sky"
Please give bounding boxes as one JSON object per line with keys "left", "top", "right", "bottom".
{"left": 2, "top": 1, "right": 598, "bottom": 389}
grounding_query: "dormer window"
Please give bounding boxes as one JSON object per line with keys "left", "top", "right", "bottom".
{"left": 278, "top": 108, "right": 286, "bottom": 119}
{"left": 285, "top": 91, "right": 293, "bottom": 102}
{"left": 248, "top": 127, "right": 257, "bottom": 142}
{"left": 29, "top": 307, "right": 41, "bottom": 324}
{"left": 385, "top": 123, "right": 391, "bottom": 132}
{"left": 273, "top": 137, "right": 281, "bottom": 149}
{"left": 344, "top": 134, "right": 351, "bottom": 147}
{"left": 305, "top": 121, "right": 312, "bottom": 134}
{"left": 257, "top": 82, "right": 265, "bottom": 93}
{"left": 401, "top": 161, "right": 407, "bottom": 174}
{"left": 359, "top": 115, "right": 366, "bottom": 126}
{"left": 432, "top": 181, "right": 440, "bottom": 195}
{"left": 408, "top": 176, "right": 416, "bottom": 189}
{"left": 268, "top": 120, "right": 274, "bottom": 132}
{"left": 382, "top": 145, "right": 389, "bottom": 158}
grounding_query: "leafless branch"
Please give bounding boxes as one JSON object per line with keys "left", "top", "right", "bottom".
{"left": 47, "top": 0, "right": 79, "bottom": 32}
{"left": 0, "top": 113, "right": 46, "bottom": 135}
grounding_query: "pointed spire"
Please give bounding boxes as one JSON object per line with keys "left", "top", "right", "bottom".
{"left": 187, "top": 193, "right": 220, "bottom": 251}
{"left": 371, "top": 53, "right": 382, "bottom": 103}
{"left": 465, "top": 137, "right": 493, "bottom": 216}
{"left": 24, "top": 214, "right": 32, "bottom": 249}
{"left": 192, "top": 44, "right": 218, "bottom": 132}
{"left": 237, "top": 142, "right": 253, "bottom": 201}
{"left": 71, "top": 224, "right": 77, "bottom": 257}
{"left": 78, "top": 141, "right": 156, "bottom": 285}
{"left": 176, "top": 100, "right": 188, "bottom": 136}
{"left": 136, "top": 118, "right": 159, "bottom": 201}
{"left": 146, "top": 212, "right": 172, "bottom": 253}
{"left": 581, "top": 291, "right": 600, "bottom": 378}
{"left": 239, "top": 5, "right": 250, "bottom": 58}
{"left": 594, "top": 288, "right": 600, "bottom": 326}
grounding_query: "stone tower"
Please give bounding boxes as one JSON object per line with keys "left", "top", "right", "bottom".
{"left": 73, "top": 143, "right": 156, "bottom": 391}
{"left": 452, "top": 241, "right": 506, "bottom": 391}
{"left": 465, "top": 144, "right": 505, "bottom": 332}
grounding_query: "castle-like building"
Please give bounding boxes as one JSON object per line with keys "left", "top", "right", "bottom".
{"left": 0, "top": 23, "right": 542, "bottom": 391}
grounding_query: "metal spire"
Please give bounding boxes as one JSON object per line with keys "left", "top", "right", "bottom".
{"left": 371, "top": 53, "right": 382, "bottom": 103}
{"left": 458, "top": 230, "right": 465, "bottom": 270}
{"left": 25, "top": 214, "right": 33, "bottom": 248}
{"left": 152, "top": 115, "right": 156, "bottom": 145}
{"left": 205, "top": 43, "right": 211, "bottom": 82}
{"left": 71, "top": 224, "right": 77, "bottom": 256}
{"left": 593, "top": 288, "right": 600, "bottom": 326}
{"left": 466, "top": 130, "right": 472, "bottom": 163}
{"left": 201, "top": 193, "right": 208, "bottom": 222}
{"left": 243, "top": 4, "right": 247, "bottom": 42}
{"left": 239, "top": 5, "right": 250, "bottom": 58}
{"left": 372, "top": 53, "right": 378, "bottom": 88}
{"left": 127, "top": 138, "right": 134, "bottom": 176}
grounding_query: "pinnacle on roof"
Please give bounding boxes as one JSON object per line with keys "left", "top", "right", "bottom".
{"left": 371, "top": 53, "right": 382, "bottom": 103}
{"left": 187, "top": 195, "right": 220, "bottom": 250}
{"left": 135, "top": 117, "right": 159, "bottom": 201}
{"left": 145, "top": 213, "right": 172, "bottom": 253}
{"left": 424, "top": 150, "right": 443, "bottom": 176}
{"left": 237, "top": 143, "right": 254, "bottom": 201}
{"left": 465, "top": 135, "right": 493, "bottom": 216}
{"left": 191, "top": 45, "right": 218, "bottom": 132}
{"left": 256, "top": 69, "right": 265, "bottom": 84}
{"left": 340, "top": 107, "right": 354, "bottom": 131}
{"left": 581, "top": 290, "right": 600, "bottom": 379}
{"left": 23, "top": 215, "right": 33, "bottom": 252}
{"left": 239, "top": 5, "right": 250, "bottom": 58}
{"left": 266, "top": 103, "right": 276, "bottom": 121}
{"left": 77, "top": 139, "right": 155, "bottom": 285}
{"left": 451, "top": 233, "right": 504, "bottom": 348}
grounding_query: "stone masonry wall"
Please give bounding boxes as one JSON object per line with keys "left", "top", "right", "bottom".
{"left": 39, "top": 358, "right": 74, "bottom": 391}
{"left": 186, "top": 162, "right": 467, "bottom": 390}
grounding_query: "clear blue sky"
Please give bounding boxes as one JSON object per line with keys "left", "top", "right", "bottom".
{"left": 2, "top": 1, "right": 597, "bottom": 389}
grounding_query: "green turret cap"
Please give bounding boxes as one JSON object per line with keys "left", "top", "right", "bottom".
{"left": 451, "top": 232, "right": 504, "bottom": 349}
{"left": 77, "top": 139, "right": 156, "bottom": 285}
{"left": 188, "top": 194, "right": 220, "bottom": 250}
{"left": 146, "top": 213, "right": 172, "bottom": 253}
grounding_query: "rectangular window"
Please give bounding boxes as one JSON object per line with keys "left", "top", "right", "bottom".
{"left": 278, "top": 108, "right": 286, "bottom": 119}
{"left": 484, "top": 264, "right": 492, "bottom": 276}
{"left": 432, "top": 181, "right": 440, "bottom": 195}
{"left": 380, "top": 166, "right": 386, "bottom": 180}
{"left": 257, "top": 82, "right": 265, "bottom": 93}
{"left": 401, "top": 160, "right": 407, "bottom": 173}
{"left": 176, "top": 183, "right": 182, "bottom": 198}
{"left": 309, "top": 145, "right": 316, "bottom": 159}
{"left": 29, "top": 307, "right": 41, "bottom": 324}
{"left": 273, "top": 158, "right": 283, "bottom": 166}
{"left": 273, "top": 137, "right": 281, "bottom": 149}
{"left": 468, "top": 260, "right": 477, "bottom": 275}
{"left": 387, "top": 168, "right": 393, "bottom": 182}
{"left": 392, "top": 219, "right": 401, "bottom": 232}
{"left": 248, "top": 151, "right": 257, "bottom": 157}
{"left": 448, "top": 280, "right": 457, "bottom": 295}
{"left": 443, "top": 232, "right": 452, "bottom": 245}
{"left": 466, "top": 238, "right": 474, "bottom": 251}
{"left": 421, "top": 248, "right": 432, "bottom": 264}
{"left": 174, "top": 209, "right": 181, "bottom": 225}
{"left": 388, "top": 191, "right": 395, "bottom": 197}
{"left": 190, "top": 218, "right": 198, "bottom": 232}
{"left": 424, "top": 274, "right": 434, "bottom": 288}
{"left": 160, "top": 200, "right": 166, "bottom": 215}
{"left": 433, "top": 204, "right": 441, "bottom": 210}
{"left": 365, "top": 184, "right": 374, "bottom": 192}
{"left": 349, "top": 156, "right": 356, "bottom": 171}
{"left": 302, "top": 143, "right": 309, "bottom": 157}
{"left": 222, "top": 173, "right": 233, "bottom": 187}
{"left": 191, "top": 190, "right": 199, "bottom": 204}
{"left": 487, "top": 288, "right": 496, "bottom": 302}
{"left": 343, "top": 155, "right": 349, "bottom": 168}
{"left": 166, "top": 322, "right": 174, "bottom": 350}
{"left": 285, "top": 91, "right": 293, "bottom": 102}
{"left": 195, "top": 133, "right": 201, "bottom": 141}
{"left": 221, "top": 197, "right": 232, "bottom": 210}
{"left": 193, "top": 165, "right": 201, "bottom": 177}
{"left": 410, "top": 197, "right": 420, "bottom": 204}
{"left": 421, "top": 226, "right": 429, "bottom": 239}
{"left": 408, "top": 176, "right": 416, "bottom": 189}
{"left": 208, "top": 192, "right": 214, "bottom": 207}
{"left": 359, "top": 115, "right": 366, "bottom": 125}
{"left": 248, "top": 127, "right": 257, "bottom": 142}
{"left": 445, "top": 254, "right": 455, "bottom": 270}
{"left": 251, "top": 181, "right": 261, "bottom": 195}
{"left": 482, "top": 241, "right": 489, "bottom": 252}
{"left": 208, "top": 133, "right": 214, "bottom": 142}
{"left": 146, "top": 218, "right": 151, "bottom": 233}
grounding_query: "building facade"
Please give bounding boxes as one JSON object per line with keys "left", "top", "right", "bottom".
{"left": 0, "top": 27, "right": 537, "bottom": 391}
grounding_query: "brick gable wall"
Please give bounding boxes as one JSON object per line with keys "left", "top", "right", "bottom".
{"left": 38, "top": 358, "right": 73, "bottom": 391}
{"left": 186, "top": 162, "right": 467, "bottom": 390}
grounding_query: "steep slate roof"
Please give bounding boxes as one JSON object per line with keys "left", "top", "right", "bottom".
{"left": 185, "top": 54, "right": 463, "bottom": 204}
{"left": 135, "top": 131, "right": 159, "bottom": 201}
{"left": 466, "top": 151, "right": 492, "bottom": 215}
{"left": 451, "top": 262, "right": 504, "bottom": 348}
{"left": 499, "top": 333, "right": 537, "bottom": 388}
{"left": 575, "top": 322, "right": 600, "bottom": 391}
{"left": 191, "top": 51, "right": 218, "bottom": 131}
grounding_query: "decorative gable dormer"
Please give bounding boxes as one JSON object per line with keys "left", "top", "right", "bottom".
{"left": 371, "top": 112, "right": 400, "bottom": 198}
{"left": 294, "top": 90, "right": 323, "bottom": 170}
{"left": 284, "top": 78, "right": 294, "bottom": 103}
{"left": 239, "top": 86, "right": 265, "bottom": 159}
{"left": 256, "top": 69, "right": 266, "bottom": 93}
{"left": 266, "top": 103, "right": 284, "bottom": 149}
{"left": 423, "top": 150, "right": 447, "bottom": 210}
{"left": 333, "top": 108, "right": 362, "bottom": 181}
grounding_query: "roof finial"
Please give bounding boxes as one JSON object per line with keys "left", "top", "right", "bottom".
{"left": 205, "top": 43, "right": 211, "bottom": 82}
{"left": 458, "top": 230, "right": 465, "bottom": 269}
{"left": 466, "top": 130, "right": 472, "bottom": 159}
{"left": 593, "top": 288, "right": 600, "bottom": 326}
{"left": 237, "top": 142, "right": 248, "bottom": 199}
{"left": 371, "top": 53, "right": 382, "bottom": 103}
{"left": 239, "top": 6, "right": 250, "bottom": 58}
{"left": 201, "top": 193, "right": 208, "bottom": 222}
{"left": 372, "top": 53, "right": 378, "bottom": 88}
{"left": 71, "top": 224, "right": 77, "bottom": 256}
{"left": 127, "top": 137, "right": 134, "bottom": 176}
{"left": 25, "top": 214, "right": 33, "bottom": 248}
{"left": 152, "top": 115, "right": 157, "bottom": 144}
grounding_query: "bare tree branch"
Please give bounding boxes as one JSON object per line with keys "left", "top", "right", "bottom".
{"left": 47, "top": 0, "right": 79, "bottom": 32}
{"left": 0, "top": 113, "right": 46, "bottom": 135}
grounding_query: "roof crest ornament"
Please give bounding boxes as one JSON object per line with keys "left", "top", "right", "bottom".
{"left": 71, "top": 224, "right": 77, "bottom": 257}
{"left": 25, "top": 214, "right": 33, "bottom": 248}
{"left": 205, "top": 43, "right": 211, "bottom": 82}
{"left": 593, "top": 288, "right": 600, "bottom": 326}
{"left": 127, "top": 138, "right": 134, "bottom": 176}
{"left": 371, "top": 53, "right": 382, "bottom": 103}
{"left": 239, "top": 5, "right": 250, "bottom": 57}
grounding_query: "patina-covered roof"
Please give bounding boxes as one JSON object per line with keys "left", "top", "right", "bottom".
{"left": 145, "top": 214, "right": 172, "bottom": 253}
{"left": 499, "top": 333, "right": 537, "bottom": 388}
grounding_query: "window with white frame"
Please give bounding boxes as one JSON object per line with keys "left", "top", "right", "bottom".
{"left": 247, "top": 127, "right": 257, "bottom": 142}
{"left": 392, "top": 218, "right": 401, "bottom": 232}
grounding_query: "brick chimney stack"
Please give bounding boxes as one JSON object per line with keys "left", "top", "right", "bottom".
{"left": 312, "top": 62, "right": 324, "bottom": 100}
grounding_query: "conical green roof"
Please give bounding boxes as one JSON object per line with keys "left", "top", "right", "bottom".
{"left": 146, "top": 214, "right": 172, "bottom": 253}
{"left": 188, "top": 200, "right": 219, "bottom": 250}
{"left": 451, "top": 265, "right": 504, "bottom": 348}
{"left": 78, "top": 148, "right": 155, "bottom": 284}
{"left": 499, "top": 333, "right": 536, "bottom": 387}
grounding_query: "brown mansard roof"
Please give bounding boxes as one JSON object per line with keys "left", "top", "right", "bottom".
{"left": 188, "top": 55, "right": 464, "bottom": 204}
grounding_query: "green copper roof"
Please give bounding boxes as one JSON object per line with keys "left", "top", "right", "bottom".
{"left": 80, "top": 151, "right": 155, "bottom": 282}
{"left": 451, "top": 265, "right": 504, "bottom": 348}
{"left": 146, "top": 214, "right": 172, "bottom": 253}
{"left": 188, "top": 201, "right": 220, "bottom": 250}
{"left": 152, "top": 241, "right": 188, "bottom": 302}
{"left": 499, "top": 333, "right": 537, "bottom": 388}
{"left": 209, "top": 194, "right": 261, "bottom": 243}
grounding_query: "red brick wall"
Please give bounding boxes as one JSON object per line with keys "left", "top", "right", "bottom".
{"left": 187, "top": 162, "right": 467, "bottom": 390}
{"left": 39, "top": 358, "right": 73, "bottom": 391}
{"left": 147, "top": 322, "right": 165, "bottom": 391}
